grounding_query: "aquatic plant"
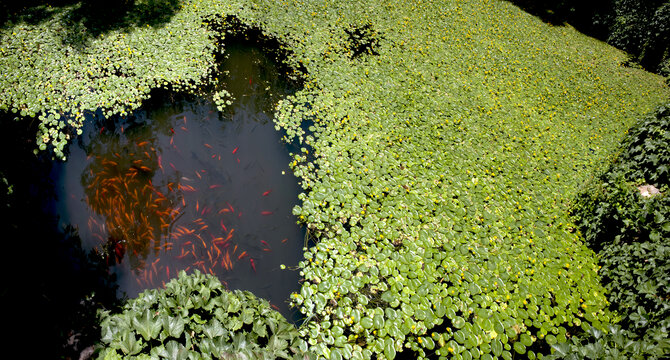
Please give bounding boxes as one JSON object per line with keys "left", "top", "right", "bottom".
{"left": 96, "top": 270, "right": 312, "bottom": 359}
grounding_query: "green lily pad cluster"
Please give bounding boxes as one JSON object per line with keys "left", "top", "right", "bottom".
{"left": 213, "top": 89, "right": 234, "bottom": 111}
{"left": 96, "top": 270, "right": 312, "bottom": 360}
{"left": 3, "top": 0, "right": 670, "bottom": 359}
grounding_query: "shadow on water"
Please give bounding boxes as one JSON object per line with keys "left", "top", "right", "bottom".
{"left": 0, "top": 112, "right": 122, "bottom": 359}
{"left": 50, "top": 43, "right": 307, "bottom": 323}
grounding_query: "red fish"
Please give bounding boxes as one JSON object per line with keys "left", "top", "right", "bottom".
{"left": 249, "top": 75, "right": 253, "bottom": 85}
{"left": 209, "top": 184, "right": 221, "bottom": 189}
{"left": 260, "top": 240, "right": 270, "bottom": 247}
{"left": 262, "top": 190, "right": 272, "bottom": 196}
{"left": 170, "top": 128, "right": 175, "bottom": 134}
{"left": 99, "top": 126, "right": 105, "bottom": 134}
{"left": 261, "top": 211, "right": 273, "bottom": 216}
{"left": 204, "top": 143, "right": 212, "bottom": 149}
{"left": 281, "top": 238, "right": 288, "bottom": 244}
{"left": 232, "top": 147, "right": 239, "bottom": 154}
{"left": 137, "top": 141, "right": 148, "bottom": 147}
{"left": 250, "top": 258, "right": 256, "bottom": 272}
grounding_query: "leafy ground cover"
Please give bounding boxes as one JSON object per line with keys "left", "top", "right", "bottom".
{"left": 563, "top": 104, "right": 670, "bottom": 359}
{"left": 2, "top": 0, "right": 669, "bottom": 359}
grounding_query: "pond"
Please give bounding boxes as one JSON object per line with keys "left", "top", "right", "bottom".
{"left": 48, "top": 44, "right": 305, "bottom": 320}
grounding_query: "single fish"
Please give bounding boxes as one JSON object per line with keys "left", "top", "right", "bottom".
{"left": 232, "top": 147, "right": 239, "bottom": 154}
{"left": 262, "top": 190, "right": 272, "bottom": 196}
{"left": 261, "top": 211, "right": 273, "bottom": 216}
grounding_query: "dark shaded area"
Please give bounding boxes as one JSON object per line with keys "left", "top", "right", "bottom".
{"left": 205, "top": 14, "right": 309, "bottom": 86}
{"left": 0, "top": 113, "right": 122, "bottom": 360}
{"left": 344, "top": 22, "right": 382, "bottom": 59}
{"left": 508, "top": 0, "right": 670, "bottom": 77}
{"left": 1, "top": 0, "right": 180, "bottom": 43}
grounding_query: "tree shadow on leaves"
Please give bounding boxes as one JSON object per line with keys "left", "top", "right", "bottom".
{"left": 1, "top": 0, "right": 180, "bottom": 49}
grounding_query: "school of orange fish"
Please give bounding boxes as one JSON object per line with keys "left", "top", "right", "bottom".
{"left": 83, "top": 115, "right": 278, "bottom": 291}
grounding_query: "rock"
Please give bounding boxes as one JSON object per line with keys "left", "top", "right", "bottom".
{"left": 79, "top": 346, "right": 95, "bottom": 360}
{"left": 638, "top": 184, "right": 661, "bottom": 197}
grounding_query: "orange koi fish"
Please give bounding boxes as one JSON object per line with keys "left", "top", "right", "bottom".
{"left": 204, "top": 143, "right": 212, "bottom": 149}
{"left": 281, "top": 238, "right": 288, "bottom": 244}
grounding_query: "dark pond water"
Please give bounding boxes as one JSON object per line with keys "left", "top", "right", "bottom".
{"left": 49, "top": 44, "right": 305, "bottom": 320}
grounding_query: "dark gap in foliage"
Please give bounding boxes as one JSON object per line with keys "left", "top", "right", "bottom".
{"left": 344, "top": 22, "right": 382, "bottom": 59}
{"left": 395, "top": 348, "right": 422, "bottom": 360}
{"left": 207, "top": 14, "right": 307, "bottom": 88}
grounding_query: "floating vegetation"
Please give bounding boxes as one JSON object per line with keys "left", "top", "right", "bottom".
{"left": 3, "top": 0, "right": 670, "bottom": 359}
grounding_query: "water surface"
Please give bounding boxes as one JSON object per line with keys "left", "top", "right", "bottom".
{"left": 51, "top": 44, "right": 305, "bottom": 319}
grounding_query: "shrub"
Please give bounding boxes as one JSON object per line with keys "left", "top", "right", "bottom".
{"left": 96, "top": 270, "right": 312, "bottom": 360}
{"left": 568, "top": 103, "right": 670, "bottom": 359}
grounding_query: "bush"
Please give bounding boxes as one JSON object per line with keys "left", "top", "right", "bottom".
{"left": 96, "top": 270, "right": 312, "bottom": 360}
{"left": 568, "top": 103, "right": 670, "bottom": 359}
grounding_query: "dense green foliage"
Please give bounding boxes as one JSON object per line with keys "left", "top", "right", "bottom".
{"left": 544, "top": 324, "right": 668, "bottom": 360}
{"left": 96, "top": 271, "right": 311, "bottom": 359}
{"left": 3, "top": 0, "right": 670, "bottom": 359}
{"left": 567, "top": 104, "right": 670, "bottom": 359}
{"left": 509, "top": 0, "right": 670, "bottom": 76}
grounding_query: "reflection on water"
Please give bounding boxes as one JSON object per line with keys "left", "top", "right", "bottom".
{"left": 51, "top": 44, "right": 304, "bottom": 320}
